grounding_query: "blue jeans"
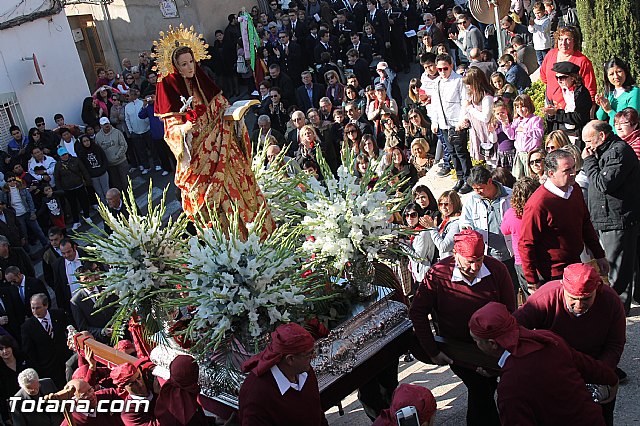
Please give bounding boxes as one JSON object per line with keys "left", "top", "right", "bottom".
{"left": 16, "top": 213, "right": 48, "bottom": 246}
{"left": 536, "top": 49, "right": 549, "bottom": 66}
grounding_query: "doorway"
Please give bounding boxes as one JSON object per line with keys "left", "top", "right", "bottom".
{"left": 68, "top": 15, "right": 106, "bottom": 91}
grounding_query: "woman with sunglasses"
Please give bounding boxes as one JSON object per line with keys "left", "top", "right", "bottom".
{"left": 403, "top": 202, "right": 432, "bottom": 285}
{"left": 526, "top": 148, "right": 546, "bottom": 183}
{"left": 543, "top": 129, "right": 569, "bottom": 153}
{"left": 117, "top": 73, "right": 135, "bottom": 94}
{"left": 324, "top": 70, "right": 345, "bottom": 106}
{"left": 421, "top": 190, "right": 462, "bottom": 260}
{"left": 342, "top": 122, "right": 363, "bottom": 159}
{"left": 543, "top": 62, "right": 592, "bottom": 147}
{"left": 595, "top": 57, "right": 640, "bottom": 133}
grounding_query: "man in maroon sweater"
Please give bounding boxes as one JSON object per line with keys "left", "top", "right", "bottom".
{"left": 409, "top": 230, "right": 516, "bottom": 426}
{"left": 470, "top": 302, "right": 618, "bottom": 426}
{"left": 519, "top": 149, "right": 609, "bottom": 293}
{"left": 514, "top": 263, "right": 626, "bottom": 425}
{"left": 238, "top": 323, "right": 328, "bottom": 426}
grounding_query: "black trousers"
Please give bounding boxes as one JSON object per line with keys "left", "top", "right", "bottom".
{"left": 358, "top": 359, "right": 399, "bottom": 420}
{"left": 450, "top": 364, "right": 500, "bottom": 426}
{"left": 64, "top": 185, "right": 91, "bottom": 223}
{"left": 442, "top": 128, "right": 472, "bottom": 183}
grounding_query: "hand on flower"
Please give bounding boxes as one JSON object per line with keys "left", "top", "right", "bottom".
{"left": 430, "top": 351, "right": 453, "bottom": 366}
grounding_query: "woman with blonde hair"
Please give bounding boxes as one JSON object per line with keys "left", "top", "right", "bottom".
{"left": 409, "top": 138, "right": 432, "bottom": 180}
{"left": 543, "top": 130, "right": 570, "bottom": 153}
{"left": 325, "top": 70, "right": 346, "bottom": 105}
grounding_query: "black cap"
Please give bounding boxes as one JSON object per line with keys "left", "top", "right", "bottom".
{"left": 551, "top": 61, "right": 580, "bottom": 75}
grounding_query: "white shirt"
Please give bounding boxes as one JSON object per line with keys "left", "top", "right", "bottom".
{"left": 9, "top": 186, "right": 27, "bottom": 216}
{"left": 428, "top": 72, "right": 466, "bottom": 129}
{"left": 543, "top": 178, "right": 574, "bottom": 200}
{"left": 39, "top": 312, "right": 53, "bottom": 333}
{"left": 270, "top": 365, "right": 308, "bottom": 395}
{"left": 65, "top": 253, "right": 82, "bottom": 295}
{"left": 124, "top": 99, "right": 150, "bottom": 135}
{"left": 62, "top": 139, "right": 77, "bottom": 157}
{"left": 451, "top": 262, "right": 491, "bottom": 286}
{"left": 28, "top": 155, "right": 57, "bottom": 187}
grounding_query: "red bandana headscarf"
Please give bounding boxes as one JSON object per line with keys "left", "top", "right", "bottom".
{"left": 561, "top": 263, "right": 602, "bottom": 297}
{"left": 453, "top": 229, "right": 485, "bottom": 258}
{"left": 374, "top": 384, "right": 437, "bottom": 425}
{"left": 241, "top": 323, "right": 315, "bottom": 376}
{"left": 154, "top": 355, "right": 201, "bottom": 426}
{"left": 469, "top": 302, "right": 557, "bottom": 358}
{"left": 110, "top": 363, "right": 137, "bottom": 390}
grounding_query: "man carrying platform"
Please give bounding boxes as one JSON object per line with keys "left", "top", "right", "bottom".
{"left": 238, "top": 323, "right": 327, "bottom": 426}
{"left": 409, "top": 229, "right": 516, "bottom": 426}
{"left": 470, "top": 302, "right": 618, "bottom": 425}
{"left": 513, "top": 263, "right": 626, "bottom": 425}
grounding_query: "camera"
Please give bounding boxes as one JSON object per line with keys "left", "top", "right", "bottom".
{"left": 396, "top": 406, "right": 420, "bottom": 426}
{"left": 146, "top": 96, "right": 153, "bottom": 102}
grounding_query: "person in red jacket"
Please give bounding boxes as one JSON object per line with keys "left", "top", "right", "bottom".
{"left": 518, "top": 148, "right": 609, "bottom": 292}
{"left": 409, "top": 229, "right": 516, "bottom": 426}
{"left": 514, "top": 263, "right": 626, "bottom": 425}
{"left": 470, "top": 302, "right": 618, "bottom": 426}
{"left": 239, "top": 323, "right": 327, "bottom": 426}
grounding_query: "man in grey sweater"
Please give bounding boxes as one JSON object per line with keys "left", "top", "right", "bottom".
{"left": 95, "top": 117, "right": 129, "bottom": 191}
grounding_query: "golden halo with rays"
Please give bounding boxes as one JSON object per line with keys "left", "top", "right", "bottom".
{"left": 151, "top": 24, "right": 210, "bottom": 81}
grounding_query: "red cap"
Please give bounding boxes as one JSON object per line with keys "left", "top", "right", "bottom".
{"left": 453, "top": 229, "right": 485, "bottom": 258}
{"left": 561, "top": 263, "right": 602, "bottom": 297}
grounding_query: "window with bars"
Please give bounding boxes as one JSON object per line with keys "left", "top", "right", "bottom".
{"left": 0, "top": 92, "right": 26, "bottom": 151}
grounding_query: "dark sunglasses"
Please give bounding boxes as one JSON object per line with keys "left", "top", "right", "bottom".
{"left": 36, "top": 122, "right": 45, "bottom": 126}
{"left": 555, "top": 75, "right": 569, "bottom": 81}
{"left": 529, "top": 159, "right": 543, "bottom": 165}
{"left": 439, "top": 202, "right": 450, "bottom": 206}
{"left": 346, "top": 129, "right": 358, "bottom": 134}
{"left": 405, "top": 212, "right": 418, "bottom": 218}
{"left": 437, "top": 66, "right": 449, "bottom": 71}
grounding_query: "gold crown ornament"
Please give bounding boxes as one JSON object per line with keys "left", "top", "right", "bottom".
{"left": 152, "top": 24, "right": 210, "bottom": 81}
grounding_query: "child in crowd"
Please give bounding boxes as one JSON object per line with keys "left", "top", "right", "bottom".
{"left": 490, "top": 72, "right": 518, "bottom": 106}
{"left": 528, "top": 1, "right": 553, "bottom": 66}
{"left": 489, "top": 100, "right": 516, "bottom": 170}
{"left": 462, "top": 68, "right": 496, "bottom": 166}
{"left": 500, "top": 176, "right": 540, "bottom": 298}
{"left": 498, "top": 53, "right": 531, "bottom": 93}
{"left": 38, "top": 183, "right": 66, "bottom": 229}
{"left": 543, "top": 0, "right": 559, "bottom": 34}
{"left": 500, "top": 94, "right": 544, "bottom": 178}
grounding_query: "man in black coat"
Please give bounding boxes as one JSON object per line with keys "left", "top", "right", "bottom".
{"left": 0, "top": 283, "right": 23, "bottom": 341}
{"left": 41, "top": 226, "right": 63, "bottom": 289}
{"left": 296, "top": 71, "right": 326, "bottom": 111}
{"left": 345, "top": 49, "right": 372, "bottom": 92}
{"left": 268, "top": 64, "right": 296, "bottom": 107}
{"left": 69, "top": 264, "right": 116, "bottom": 344}
{"left": 286, "top": 10, "right": 308, "bottom": 43}
{"left": 582, "top": 120, "right": 640, "bottom": 313}
{"left": 11, "top": 371, "right": 62, "bottom": 426}
{"left": 0, "top": 236, "right": 35, "bottom": 280}
{"left": 347, "top": 32, "right": 373, "bottom": 64}
{"left": 314, "top": 30, "right": 338, "bottom": 64}
{"left": 21, "top": 293, "right": 72, "bottom": 389}
{"left": 51, "top": 238, "right": 86, "bottom": 316}
{"left": 4, "top": 266, "right": 48, "bottom": 319}
{"left": 104, "top": 188, "right": 137, "bottom": 235}
{"left": 274, "top": 31, "right": 304, "bottom": 86}
{"left": 365, "top": 0, "right": 390, "bottom": 42}
{"left": 0, "top": 201, "right": 22, "bottom": 247}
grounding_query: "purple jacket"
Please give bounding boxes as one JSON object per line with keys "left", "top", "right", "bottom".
{"left": 502, "top": 114, "right": 544, "bottom": 153}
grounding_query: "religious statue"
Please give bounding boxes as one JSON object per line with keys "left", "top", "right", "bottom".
{"left": 153, "top": 25, "right": 275, "bottom": 237}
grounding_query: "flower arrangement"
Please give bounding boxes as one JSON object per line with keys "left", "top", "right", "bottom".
{"left": 174, "top": 209, "right": 327, "bottom": 355}
{"left": 81, "top": 182, "right": 189, "bottom": 340}
{"left": 300, "top": 151, "right": 406, "bottom": 272}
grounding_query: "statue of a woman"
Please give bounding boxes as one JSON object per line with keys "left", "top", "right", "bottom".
{"left": 153, "top": 26, "right": 275, "bottom": 237}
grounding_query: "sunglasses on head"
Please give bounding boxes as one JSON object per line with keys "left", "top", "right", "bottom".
{"left": 405, "top": 212, "right": 418, "bottom": 218}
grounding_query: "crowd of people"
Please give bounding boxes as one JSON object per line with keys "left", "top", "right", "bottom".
{"left": 0, "top": 0, "right": 639, "bottom": 424}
